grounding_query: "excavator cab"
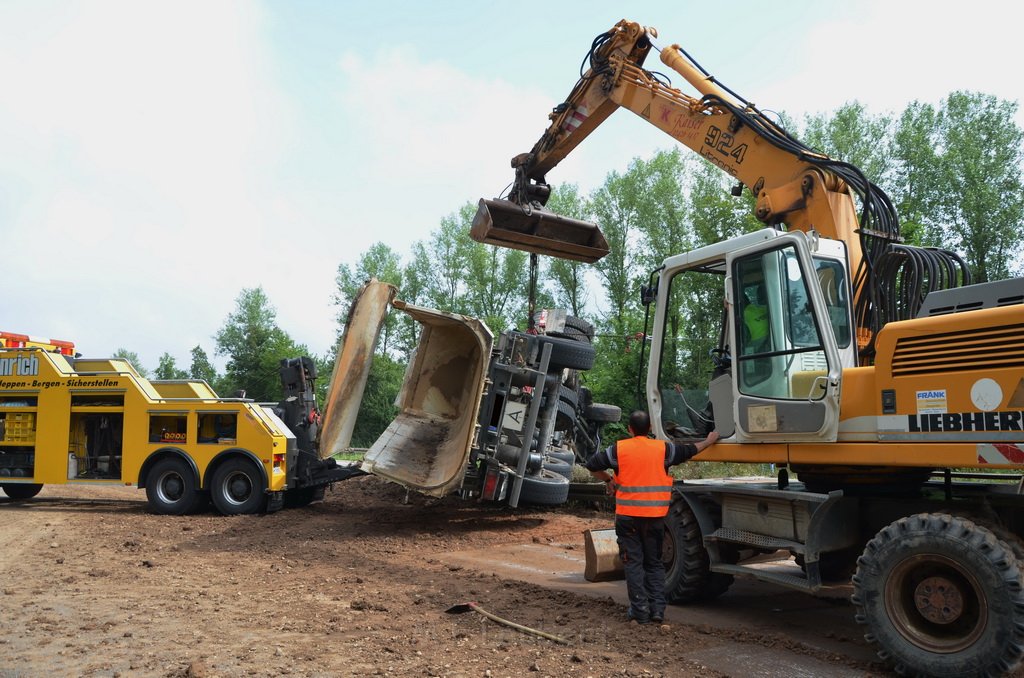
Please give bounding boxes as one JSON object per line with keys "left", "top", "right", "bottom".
{"left": 471, "top": 198, "right": 610, "bottom": 264}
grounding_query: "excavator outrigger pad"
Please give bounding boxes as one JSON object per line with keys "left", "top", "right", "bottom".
{"left": 471, "top": 198, "right": 609, "bottom": 263}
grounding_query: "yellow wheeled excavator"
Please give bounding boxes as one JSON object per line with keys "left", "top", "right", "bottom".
{"left": 475, "top": 19, "right": 1024, "bottom": 677}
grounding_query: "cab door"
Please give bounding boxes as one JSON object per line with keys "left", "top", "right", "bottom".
{"left": 726, "top": 232, "right": 842, "bottom": 443}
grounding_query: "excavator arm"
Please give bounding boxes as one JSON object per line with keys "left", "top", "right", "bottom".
{"left": 476, "top": 19, "right": 965, "bottom": 359}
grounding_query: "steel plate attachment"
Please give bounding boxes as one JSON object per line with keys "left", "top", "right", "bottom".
{"left": 471, "top": 198, "right": 609, "bottom": 263}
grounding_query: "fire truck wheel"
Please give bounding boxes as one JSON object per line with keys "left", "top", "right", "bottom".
{"left": 146, "top": 458, "right": 201, "bottom": 515}
{"left": 210, "top": 458, "right": 267, "bottom": 516}
{"left": 852, "top": 513, "right": 1024, "bottom": 677}
{"left": 1, "top": 483, "right": 43, "bottom": 500}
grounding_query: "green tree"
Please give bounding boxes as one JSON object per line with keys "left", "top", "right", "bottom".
{"left": 215, "top": 287, "right": 306, "bottom": 401}
{"left": 112, "top": 348, "right": 148, "bottom": 378}
{"left": 803, "top": 101, "right": 895, "bottom": 189}
{"left": 933, "top": 92, "right": 1024, "bottom": 281}
{"left": 892, "top": 101, "right": 941, "bottom": 246}
{"left": 189, "top": 345, "right": 218, "bottom": 385}
{"left": 893, "top": 92, "right": 1024, "bottom": 280}
{"left": 544, "top": 184, "right": 593, "bottom": 318}
{"left": 333, "top": 242, "right": 404, "bottom": 355}
{"left": 154, "top": 352, "right": 188, "bottom": 380}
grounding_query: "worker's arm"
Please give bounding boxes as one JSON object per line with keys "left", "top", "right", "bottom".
{"left": 585, "top": 444, "right": 618, "bottom": 490}
{"left": 669, "top": 430, "right": 720, "bottom": 465}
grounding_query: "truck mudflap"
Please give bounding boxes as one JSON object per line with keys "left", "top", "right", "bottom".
{"left": 360, "top": 301, "right": 493, "bottom": 497}
{"left": 320, "top": 281, "right": 494, "bottom": 497}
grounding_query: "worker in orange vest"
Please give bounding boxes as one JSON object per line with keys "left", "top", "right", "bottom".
{"left": 586, "top": 410, "right": 719, "bottom": 624}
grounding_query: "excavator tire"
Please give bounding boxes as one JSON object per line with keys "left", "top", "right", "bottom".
{"left": 663, "top": 493, "right": 734, "bottom": 603}
{"left": 852, "top": 513, "right": 1024, "bottom": 677}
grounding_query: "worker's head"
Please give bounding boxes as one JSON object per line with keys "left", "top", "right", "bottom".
{"left": 628, "top": 410, "right": 651, "bottom": 437}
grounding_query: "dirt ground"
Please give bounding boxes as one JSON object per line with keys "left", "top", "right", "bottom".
{"left": 0, "top": 477, "right": 885, "bottom": 677}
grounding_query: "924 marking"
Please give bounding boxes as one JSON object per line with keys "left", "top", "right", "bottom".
{"left": 704, "top": 125, "right": 747, "bottom": 164}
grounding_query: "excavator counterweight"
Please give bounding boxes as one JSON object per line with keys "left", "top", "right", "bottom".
{"left": 470, "top": 198, "right": 609, "bottom": 263}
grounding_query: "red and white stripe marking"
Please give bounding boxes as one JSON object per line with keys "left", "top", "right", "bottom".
{"left": 978, "top": 442, "right": 1024, "bottom": 465}
{"left": 563, "top": 106, "right": 589, "bottom": 133}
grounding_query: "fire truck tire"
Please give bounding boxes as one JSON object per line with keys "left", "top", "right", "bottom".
{"left": 1, "top": 483, "right": 43, "bottom": 500}
{"left": 518, "top": 469, "right": 569, "bottom": 506}
{"left": 852, "top": 513, "right": 1024, "bottom": 677}
{"left": 537, "top": 335, "right": 595, "bottom": 371}
{"left": 145, "top": 458, "right": 201, "bottom": 515}
{"left": 542, "top": 454, "right": 573, "bottom": 480}
{"left": 210, "top": 458, "right": 267, "bottom": 516}
{"left": 663, "top": 494, "right": 734, "bottom": 603}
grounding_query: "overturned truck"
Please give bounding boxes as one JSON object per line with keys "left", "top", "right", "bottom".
{"left": 319, "top": 280, "right": 620, "bottom": 508}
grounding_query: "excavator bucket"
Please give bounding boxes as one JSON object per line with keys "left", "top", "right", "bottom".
{"left": 471, "top": 198, "right": 609, "bottom": 263}
{"left": 584, "top": 528, "right": 624, "bottom": 582}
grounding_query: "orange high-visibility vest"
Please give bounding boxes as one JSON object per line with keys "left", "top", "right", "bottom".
{"left": 613, "top": 436, "right": 673, "bottom": 517}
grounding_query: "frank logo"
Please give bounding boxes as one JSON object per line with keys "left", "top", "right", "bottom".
{"left": 0, "top": 354, "right": 39, "bottom": 377}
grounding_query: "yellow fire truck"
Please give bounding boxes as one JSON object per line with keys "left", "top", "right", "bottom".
{"left": 0, "top": 337, "right": 360, "bottom": 512}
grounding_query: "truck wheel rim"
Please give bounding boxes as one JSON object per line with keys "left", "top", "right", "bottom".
{"left": 156, "top": 471, "right": 185, "bottom": 503}
{"left": 221, "top": 471, "right": 253, "bottom": 506}
{"left": 884, "top": 553, "right": 987, "bottom": 653}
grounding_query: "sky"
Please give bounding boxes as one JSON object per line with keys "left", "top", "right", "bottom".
{"left": 1, "top": 0, "right": 1020, "bottom": 372}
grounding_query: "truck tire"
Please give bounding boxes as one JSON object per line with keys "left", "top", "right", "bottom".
{"left": 1, "top": 483, "right": 43, "bottom": 500}
{"left": 546, "top": 447, "right": 576, "bottom": 465}
{"left": 518, "top": 469, "right": 570, "bottom": 506}
{"left": 537, "top": 335, "right": 595, "bottom": 372}
{"left": 663, "top": 493, "right": 734, "bottom": 603}
{"left": 558, "top": 384, "right": 578, "bottom": 408}
{"left": 584, "top": 403, "right": 621, "bottom": 424}
{"left": 554, "top": 398, "right": 577, "bottom": 432}
{"left": 210, "top": 458, "right": 267, "bottom": 516}
{"left": 852, "top": 513, "right": 1024, "bottom": 677}
{"left": 145, "top": 458, "right": 201, "bottom": 515}
{"left": 542, "top": 454, "right": 573, "bottom": 481}
{"left": 564, "top": 315, "right": 595, "bottom": 339}
{"left": 548, "top": 326, "right": 590, "bottom": 343}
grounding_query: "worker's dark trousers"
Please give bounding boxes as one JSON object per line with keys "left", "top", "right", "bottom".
{"left": 615, "top": 514, "right": 666, "bottom": 621}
